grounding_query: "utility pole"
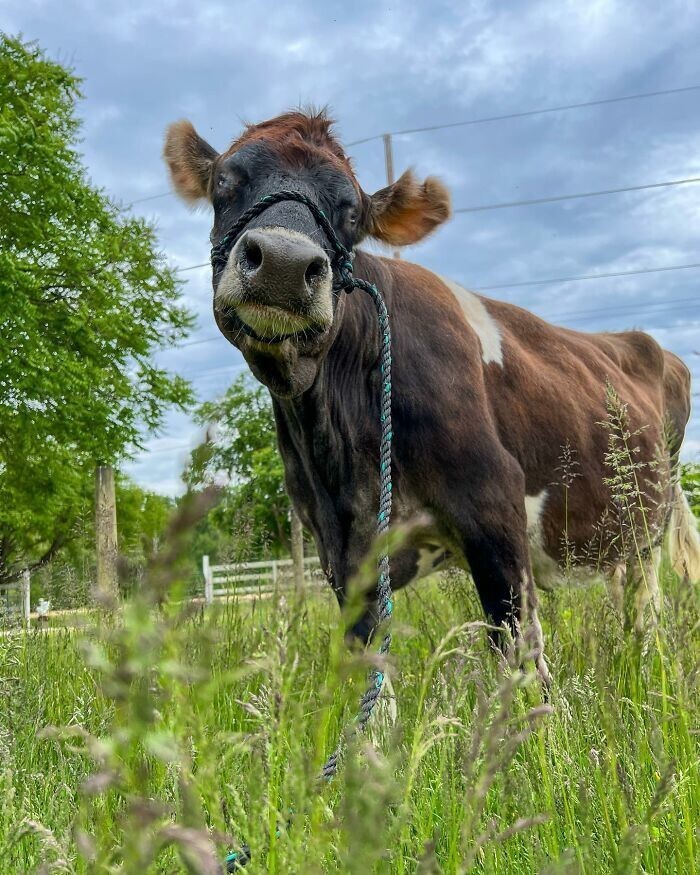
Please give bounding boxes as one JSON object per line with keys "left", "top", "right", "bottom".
{"left": 95, "top": 464, "right": 119, "bottom": 603}
{"left": 383, "top": 133, "right": 401, "bottom": 260}
{"left": 290, "top": 507, "right": 304, "bottom": 594}
{"left": 21, "top": 569, "right": 30, "bottom": 630}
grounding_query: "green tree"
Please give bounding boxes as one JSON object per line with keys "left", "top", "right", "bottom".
{"left": 0, "top": 35, "right": 194, "bottom": 583}
{"left": 680, "top": 461, "right": 700, "bottom": 519}
{"left": 188, "top": 374, "right": 290, "bottom": 558}
{"left": 116, "top": 476, "right": 175, "bottom": 562}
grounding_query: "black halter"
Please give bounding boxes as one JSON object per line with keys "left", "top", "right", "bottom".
{"left": 210, "top": 190, "right": 356, "bottom": 344}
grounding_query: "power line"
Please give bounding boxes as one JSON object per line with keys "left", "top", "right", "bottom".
{"left": 559, "top": 301, "right": 699, "bottom": 328}
{"left": 347, "top": 84, "right": 700, "bottom": 146}
{"left": 172, "top": 258, "right": 700, "bottom": 289}
{"left": 127, "top": 84, "right": 700, "bottom": 207}
{"left": 178, "top": 262, "right": 209, "bottom": 272}
{"left": 179, "top": 334, "right": 223, "bottom": 348}
{"left": 165, "top": 295, "right": 699, "bottom": 387}
{"left": 170, "top": 175, "right": 700, "bottom": 275}
{"left": 453, "top": 176, "right": 700, "bottom": 214}
{"left": 186, "top": 363, "right": 246, "bottom": 381}
{"left": 472, "top": 261, "right": 700, "bottom": 292}
{"left": 544, "top": 294, "right": 700, "bottom": 322}
{"left": 129, "top": 191, "right": 173, "bottom": 205}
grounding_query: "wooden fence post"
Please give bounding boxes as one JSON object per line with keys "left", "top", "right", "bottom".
{"left": 383, "top": 133, "right": 401, "bottom": 260}
{"left": 95, "top": 465, "right": 119, "bottom": 602}
{"left": 202, "top": 554, "right": 213, "bottom": 605}
{"left": 290, "top": 507, "right": 304, "bottom": 594}
{"left": 21, "top": 569, "right": 30, "bottom": 630}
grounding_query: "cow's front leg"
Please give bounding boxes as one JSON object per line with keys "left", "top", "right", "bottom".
{"left": 341, "top": 545, "right": 427, "bottom": 645}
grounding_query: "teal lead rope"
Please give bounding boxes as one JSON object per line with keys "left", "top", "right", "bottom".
{"left": 213, "top": 192, "right": 393, "bottom": 871}
{"left": 320, "top": 279, "right": 393, "bottom": 779}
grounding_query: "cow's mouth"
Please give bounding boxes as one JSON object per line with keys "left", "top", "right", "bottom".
{"left": 218, "top": 301, "right": 325, "bottom": 345}
{"left": 237, "top": 302, "right": 312, "bottom": 336}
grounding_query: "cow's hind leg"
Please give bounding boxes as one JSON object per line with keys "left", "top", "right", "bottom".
{"left": 630, "top": 547, "right": 662, "bottom": 633}
{"left": 605, "top": 561, "right": 626, "bottom": 619}
{"left": 460, "top": 501, "right": 551, "bottom": 687}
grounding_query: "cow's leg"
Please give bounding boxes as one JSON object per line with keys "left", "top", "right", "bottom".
{"left": 344, "top": 545, "right": 427, "bottom": 645}
{"left": 631, "top": 547, "right": 662, "bottom": 633}
{"left": 464, "top": 526, "right": 550, "bottom": 686}
{"left": 442, "top": 459, "right": 550, "bottom": 685}
{"left": 605, "top": 561, "right": 626, "bottom": 618}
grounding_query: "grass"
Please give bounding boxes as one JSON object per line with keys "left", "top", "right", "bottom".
{"left": 0, "top": 565, "right": 698, "bottom": 874}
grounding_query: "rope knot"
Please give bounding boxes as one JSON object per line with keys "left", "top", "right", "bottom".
{"left": 332, "top": 255, "right": 356, "bottom": 293}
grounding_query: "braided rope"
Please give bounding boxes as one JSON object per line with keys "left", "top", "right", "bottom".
{"left": 216, "top": 192, "right": 393, "bottom": 868}
{"left": 321, "top": 278, "right": 393, "bottom": 778}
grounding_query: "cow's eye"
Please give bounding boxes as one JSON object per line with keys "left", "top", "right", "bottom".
{"left": 217, "top": 168, "right": 247, "bottom": 193}
{"left": 341, "top": 204, "right": 358, "bottom": 227}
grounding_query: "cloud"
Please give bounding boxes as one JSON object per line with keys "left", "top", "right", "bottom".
{"left": 5, "top": 0, "right": 700, "bottom": 493}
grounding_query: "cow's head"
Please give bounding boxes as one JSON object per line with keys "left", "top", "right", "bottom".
{"left": 164, "top": 110, "right": 451, "bottom": 397}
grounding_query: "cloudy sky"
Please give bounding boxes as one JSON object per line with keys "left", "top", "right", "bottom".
{"left": 4, "top": 0, "right": 700, "bottom": 494}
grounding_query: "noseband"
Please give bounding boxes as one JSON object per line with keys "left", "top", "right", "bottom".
{"left": 210, "top": 191, "right": 357, "bottom": 345}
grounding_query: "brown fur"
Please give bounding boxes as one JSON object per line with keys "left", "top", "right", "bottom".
{"left": 365, "top": 170, "right": 452, "bottom": 246}
{"left": 225, "top": 110, "right": 354, "bottom": 175}
{"left": 163, "top": 109, "right": 451, "bottom": 248}
{"left": 163, "top": 120, "right": 218, "bottom": 202}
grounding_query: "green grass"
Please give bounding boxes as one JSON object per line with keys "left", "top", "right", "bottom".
{"left": 0, "top": 571, "right": 698, "bottom": 873}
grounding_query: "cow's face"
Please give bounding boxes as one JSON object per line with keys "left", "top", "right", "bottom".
{"left": 164, "top": 111, "right": 450, "bottom": 397}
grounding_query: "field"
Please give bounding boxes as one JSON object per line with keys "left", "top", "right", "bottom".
{"left": 1, "top": 565, "right": 698, "bottom": 874}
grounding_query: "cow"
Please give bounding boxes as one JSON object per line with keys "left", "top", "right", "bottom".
{"left": 164, "top": 110, "right": 700, "bottom": 681}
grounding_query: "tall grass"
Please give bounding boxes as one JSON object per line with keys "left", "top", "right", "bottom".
{"left": 1, "top": 560, "right": 698, "bottom": 873}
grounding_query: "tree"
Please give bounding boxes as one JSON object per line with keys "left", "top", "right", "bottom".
{"left": 0, "top": 36, "right": 194, "bottom": 583}
{"left": 188, "top": 374, "right": 291, "bottom": 558}
{"left": 680, "top": 462, "right": 700, "bottom": 520}
{"left": 116, "top": 476, "right": 176, "bottom": 563}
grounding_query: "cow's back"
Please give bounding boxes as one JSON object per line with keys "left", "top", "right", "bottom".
{"left": 431, "top": 274, "right": 687, "bottom": 568}
{"left": 481, "top": 298, "right": 669, "bottom": 482}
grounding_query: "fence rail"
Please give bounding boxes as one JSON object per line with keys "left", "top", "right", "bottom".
{"left": 202, "top": 554, "right": 323, "bottom": 603}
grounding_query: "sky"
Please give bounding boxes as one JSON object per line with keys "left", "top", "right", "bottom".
{"left": 3, "top": 0, "right": 700, "bottom": 495}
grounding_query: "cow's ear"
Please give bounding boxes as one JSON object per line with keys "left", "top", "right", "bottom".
{"left": 364, "top": 170, "right": 451, "bottom": 246}
{"left": 163, "top": 120, "right": 219, "bottom": 203}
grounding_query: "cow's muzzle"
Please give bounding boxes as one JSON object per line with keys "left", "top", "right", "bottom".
{"left": 215, "top": 227, "right": 333, "bottom": 343}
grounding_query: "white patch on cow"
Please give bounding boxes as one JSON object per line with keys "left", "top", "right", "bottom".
{"left": 524, "top": 490, "right": 559, "bottom": 591}
{"left": 605, "top": 562, "right": 626, "bottom": 618}
{"left": 525, "top": 491, "right": 547, "bottom": 540}
{"left": 439, "top": 276, "right": 503, "bottom": 366}
{"left": 526, "top": 489, "right": 610, "bottom": 593}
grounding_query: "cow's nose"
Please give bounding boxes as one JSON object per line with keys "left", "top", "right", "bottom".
{"left": 236, "top": 228, "right": 330, "bottom": 300}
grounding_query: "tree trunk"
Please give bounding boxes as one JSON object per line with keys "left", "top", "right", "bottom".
{"left": 95, "top": 465, "right": 119, "bottom": 603}
{"left": 290, "top": 507, "right": 304, "bottom": 594}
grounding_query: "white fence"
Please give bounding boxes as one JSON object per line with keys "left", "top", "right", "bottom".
{"left": 202, "top": 554, "right": 323, "bottom": 603}
{"left": 0, "top": 569, "right": 32, "bottom": 628}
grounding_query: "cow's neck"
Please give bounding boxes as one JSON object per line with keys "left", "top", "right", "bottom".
{"left": 271, "top": 249, "right": 396, "bottom": 521}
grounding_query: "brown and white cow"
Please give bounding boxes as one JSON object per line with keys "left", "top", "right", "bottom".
{"left": 164, "top": 110, "right": 700, "bottom": 679}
